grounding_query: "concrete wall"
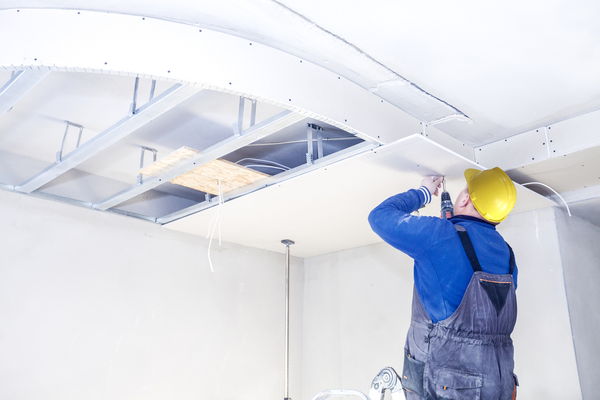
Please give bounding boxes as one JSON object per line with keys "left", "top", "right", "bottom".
{"left": 0, "top": 190, "right": 303, "bottom": 400}
{"left": 301, "top": 207, "right": 582, "bottom": 400}
{"left": 555, "top": 210, "right": 600, "bottom": 400}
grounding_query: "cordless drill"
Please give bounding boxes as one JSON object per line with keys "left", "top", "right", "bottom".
{"left": 440, "top": 177, "right": 454, "bottom": 219}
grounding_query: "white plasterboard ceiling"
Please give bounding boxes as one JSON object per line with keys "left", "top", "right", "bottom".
{"left": 166, "top": 135, "right": 552, "bottom": 257}
{"left": 3, "top": 0, "right": 600, "bottom": 145}
{"left": 508, "top": 146, "right": 600, "bottom": 193}
{"left": 506, "top": 146, "right": 600, "bottom": 226}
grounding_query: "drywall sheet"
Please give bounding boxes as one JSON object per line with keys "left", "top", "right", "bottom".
{"left": 166, "top": 135, "right": 552, "bottom": 257}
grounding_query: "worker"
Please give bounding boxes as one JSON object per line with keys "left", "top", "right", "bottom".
{"left": 368, "top": 168, "right": 518, "bottom": 400}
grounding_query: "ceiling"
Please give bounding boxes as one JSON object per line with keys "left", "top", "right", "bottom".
{"left": 3, "top": 0, "right": 600, "bottom": 145}
{"left": 0, "top": 1, "right": 598, "bottom": 250}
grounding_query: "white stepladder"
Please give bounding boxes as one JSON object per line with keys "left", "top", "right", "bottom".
{"left": 311, "top": 367, "right": 405, "bottom": 400}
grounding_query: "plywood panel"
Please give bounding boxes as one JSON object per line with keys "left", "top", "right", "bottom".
{"left": 140, "top": 146, "right": 268, "bottom": 195}
{"left": 166, "top": 135, "right": 553, "bottom": 257}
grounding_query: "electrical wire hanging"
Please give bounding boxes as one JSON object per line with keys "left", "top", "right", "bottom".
{"left": 206, "top": 179, "right": 224, "bottom": 272}
{"left": 522, "top": 181, "right": 572, "bottom": 216}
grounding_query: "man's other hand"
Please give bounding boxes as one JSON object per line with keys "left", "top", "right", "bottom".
{"left": 421, "top": 176, "right": 444, "bottom": 196}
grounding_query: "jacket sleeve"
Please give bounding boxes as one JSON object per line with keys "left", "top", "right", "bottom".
{"left": 368, "top": 187, "right": 448, "bottom": 259}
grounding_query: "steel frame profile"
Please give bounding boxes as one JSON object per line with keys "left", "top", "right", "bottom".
{"left": 15, "top": 84, "right": 202, "bottom": 193}
{"left": 93, "top": 110, "right": 306, "bottom": 210}
{"left": 0, "top": 70, "right": 49, "bottom": 114}
{"left": 0, "top": 10, "right": 417, "bottom": 223}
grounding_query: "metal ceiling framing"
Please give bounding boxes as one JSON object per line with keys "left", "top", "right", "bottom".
{"left": 0, "top": 69, "right": 49, "bottom": 114}
{"left": 13, "top": 83, "right": 203, "bottom": 193}
{"left": 93, "top": 110, "right": 306, "bottom": 211}
{"left": 0, "top": 67, "right": 376, "bottom": 223}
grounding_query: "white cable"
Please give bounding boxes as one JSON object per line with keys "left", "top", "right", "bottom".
{"left": 206, "top": 216, "right": 216, "bottom": 273}
{"left": 243, "top": 164, "right": 289, "bottom": 172}
{"left": 235, "top": 157, "right": 291, "bottom": 170}
{"left": 522, "top": 182, "right": 572, "bottom": 216}
{"left": 206, "top": 180, "right": 224, "bottom": 273}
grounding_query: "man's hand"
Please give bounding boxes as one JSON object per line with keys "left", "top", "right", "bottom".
{"left": 421, "top": 176, "right": 444, "bottom": 197}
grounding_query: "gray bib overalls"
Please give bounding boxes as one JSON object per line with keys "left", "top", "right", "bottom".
{"left": 401, "top": 224, "right": 518, "bottom": 400}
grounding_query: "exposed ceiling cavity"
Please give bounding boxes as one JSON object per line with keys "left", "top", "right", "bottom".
{"left": 0, "top": 71, "right": 367, "bottom": 220}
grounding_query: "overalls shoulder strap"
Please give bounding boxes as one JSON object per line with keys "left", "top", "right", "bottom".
{"left": 507, "top": 243, "right": 516, "bottom": 274}
{"left": 454, "top": 224, "right": 516, "bottom": 274}
{"left": 453, "top": 224, "right": 482, "bottom": 272}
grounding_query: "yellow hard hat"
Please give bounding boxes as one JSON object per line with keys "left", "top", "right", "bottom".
{"left": 464, "top": 167, "right": 517, "bottom": 223}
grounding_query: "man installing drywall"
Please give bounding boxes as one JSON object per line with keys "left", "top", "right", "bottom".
{"left": 368, "top": 168, "right": 518, "bottom": 400}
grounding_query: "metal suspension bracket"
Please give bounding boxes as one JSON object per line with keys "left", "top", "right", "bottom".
{"left": 306, "top": 123, "right": 324, "bottom": 164}
{"left": 131, "top": 77, "right": 159, "bottom": 115}
{"left": 148, "top": 79, "right": 157, "bottom": 102}
{"left": 234, "top": 96, "right": 258, "bottom": 135}
{"left": 137, "top": 146, "right": 158, "bottom": 184}
{"left": 56, "top": 121, "right": 84, "bottom": 162}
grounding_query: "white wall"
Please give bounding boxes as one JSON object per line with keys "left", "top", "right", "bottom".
{"left": 0, "top": 190, "right": 303, "bottom": 400}
{"left": 1, "top": 188, "right": 592, "bottom": 400}
{"left": 301, "top": 207, "right": 582, "bottom": 400}
{"left": 498, "top": 207, "right": 581, "bottom": 399}
{"left": 301, "top": 242, "right": 413, "bottom": 400}
{"left": 555, "top": 210, "right": 600, "bottom": 400}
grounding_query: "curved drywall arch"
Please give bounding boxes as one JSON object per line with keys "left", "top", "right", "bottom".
{"left": 0, "top": 8, "right": 422, "bottom": 144}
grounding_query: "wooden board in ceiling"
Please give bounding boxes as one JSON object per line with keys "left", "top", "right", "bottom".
{"left": 140, "top": 146, "right": 268, "bottom": 195}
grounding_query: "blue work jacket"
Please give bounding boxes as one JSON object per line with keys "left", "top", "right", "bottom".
{"left": 368, "top": 187, "right": 518, "bottom": 323}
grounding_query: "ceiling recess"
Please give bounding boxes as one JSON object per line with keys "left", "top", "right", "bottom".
{"left": 140, "top": 146, "right": 268, "bottom": 195}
